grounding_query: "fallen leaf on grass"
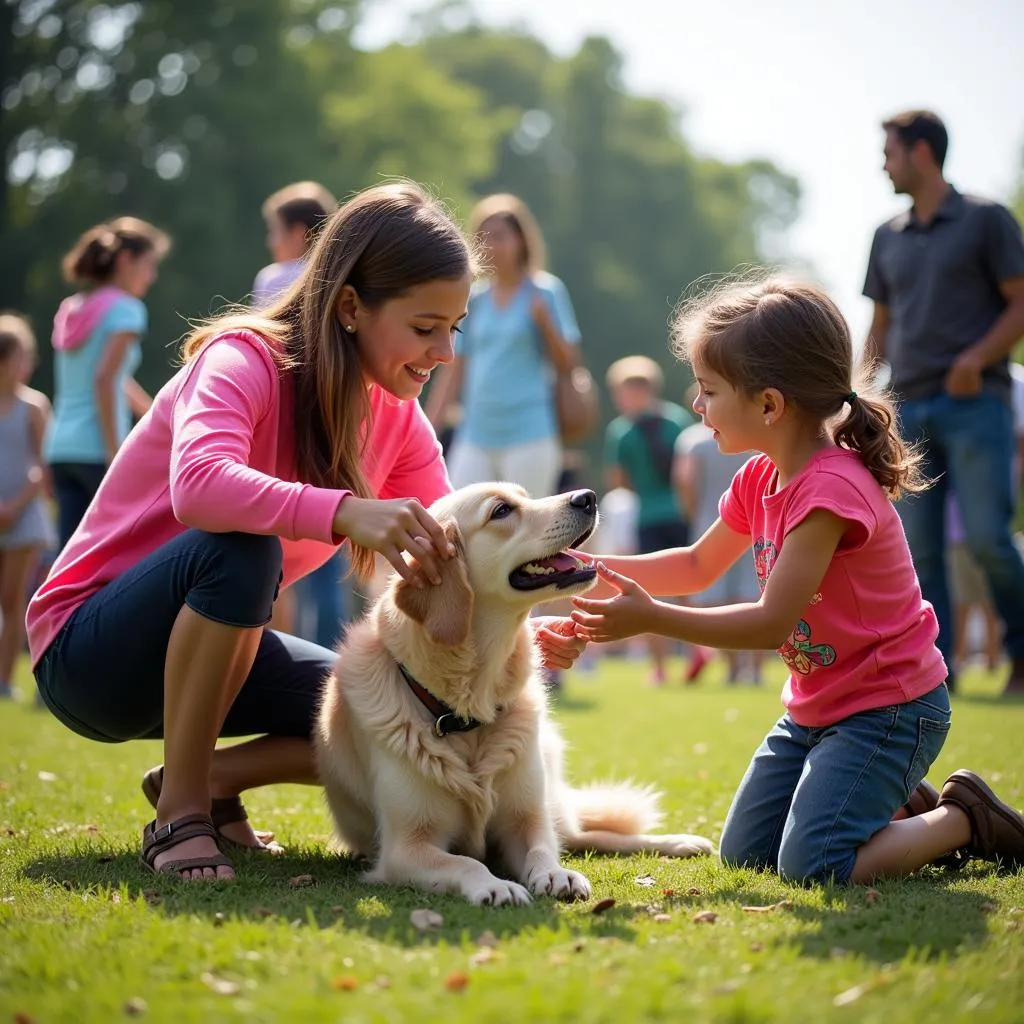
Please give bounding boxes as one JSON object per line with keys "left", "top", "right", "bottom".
{"left": 331, "top": 976, "right": 359, "bottom": 991}
{"left": 749, "top": 942, "right": 764, "bottom": 953}
{"left": 692, "top": 910, "right": 718, "bottom": 924}
{"left": 13, "top": 1013, "right": 37, "bottom": 1024}
{"left": 37, "top": 771, "right": 58, "bottom": 782}
{"left": 834, "top": 983, "right": 870, "bottom": 1006}
{"left": 444, "top": 971, "right": 469, "bottom": 992}
{"left": 634, "top": 875, "right": 656, "bottom": 887}
{"left": 476, "top": 930, "right": 498, "bottom": 948}
{"left": 980, "top": 902, "right": 998, "bottom": 913}
{"left": 213, "top": 913, "right": 225, "bottom": 927}
{"left": 652, "top": 913, "right": 672, "bottom": 923}
{"left": 97, "top": 853, "right": 115, "bottom": 863}
{"left": 410, "top": 908, "right": 443, "bottom": 931}
{"left": 469, "top": 947, "right": 502, "bottom": 966}
{"left": 123, "top": 996, "right": 147, "bottom": 1016}
{"left": 741, "top": 900, "right": 793, "bottom": 913}
{"left": 110, "top": 892, "right": 121, "bottom": 904}
{"left": 686, "top": 887, "right": 702, "bottom": 896}
{"left": 864, "top": 888, "right": 881, "bottom": 903}
{"left": 0, "top": 780, "right": 10, "bottom": 790}
{"left": 200, "top": 972, "right": 240, "bottom": 996}
{"left": 591, "top": 898, "right": 616, "bottom": 915}
{"left": 288, "top": 874, "right": 314, "bottom": 888}
{"left": 79, "top": 823, "right": 99, "bottom": 833}
{"left": 331, "top": 905, "right": 345, "bottom": 915}
{"left": 254, "top": 907, "right": 276, "bottom": 919}
{"left": 372, "top": 975, "right": 392, "bottom": 990}
{"left": 662, "top": 888, "right": 675, "bottom": 897}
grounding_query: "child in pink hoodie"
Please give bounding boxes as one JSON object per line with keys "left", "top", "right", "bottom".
{"left": 28, "top": 182, "right": 586, "bottom": 882}
{"left": 47, "top": 217, "right": 170, "bottom": 547}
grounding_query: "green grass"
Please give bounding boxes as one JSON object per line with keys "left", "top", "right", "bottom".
{"left": 2, "top": 654, "right": 1023, "bottom": 1024}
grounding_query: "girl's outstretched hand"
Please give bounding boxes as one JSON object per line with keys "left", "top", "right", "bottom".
{"left": 532, "top": 615, "right": 588, "bottom": 670}
{"left": 332, "top": 496, "right": 455, "bottom": 587}
{"left": 571, "top": 562, "right": 657, "bottom": 643}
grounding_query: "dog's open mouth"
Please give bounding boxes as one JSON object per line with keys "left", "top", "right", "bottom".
{"left": 509, "top": 535, "right": 597, "bottom": 592}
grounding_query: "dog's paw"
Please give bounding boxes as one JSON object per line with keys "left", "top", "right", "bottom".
{"left": 463, "top": 878, "right": 532, "bottom": 907}
{"left": 652, "top": 834, "right": 715, "bottom": 858}
{"left": 527, "top": 867, "right": 592, "bottom": 901}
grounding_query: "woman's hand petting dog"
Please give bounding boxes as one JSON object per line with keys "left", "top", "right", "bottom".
{"left": 332, "top": 495, "right": 456, "bottom": 586}
{"left": 570, "top": 561, "right": 658, "bottom": 643}
{"left": 532, "top": 616, "right": 588, "bottom": 670}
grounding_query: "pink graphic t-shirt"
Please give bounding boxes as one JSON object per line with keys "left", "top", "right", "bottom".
{"left": 719, "top": 448, "right": 947, "bottom": 727}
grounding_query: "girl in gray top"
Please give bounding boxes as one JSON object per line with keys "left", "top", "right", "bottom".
{"left": 0, "top": 314, "right": 56, "bottom": 698}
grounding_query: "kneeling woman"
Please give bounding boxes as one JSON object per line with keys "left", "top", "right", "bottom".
{"left": 28, "top": 183, "right": 585, "bottom": 882}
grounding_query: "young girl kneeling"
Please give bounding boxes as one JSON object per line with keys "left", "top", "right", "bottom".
{"left": 572, "top": 275, "right": 1024, "bottom": 884}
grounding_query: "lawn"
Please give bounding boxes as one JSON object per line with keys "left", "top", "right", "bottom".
{"left": 2, "top": 653, "right": 1022, "bottom": 1024}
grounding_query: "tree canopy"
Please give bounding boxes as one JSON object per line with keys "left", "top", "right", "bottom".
{"left": 3, "top": 0, "right": 801, "bottom": 455}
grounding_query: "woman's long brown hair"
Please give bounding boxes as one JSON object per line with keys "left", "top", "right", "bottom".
{"left": 179, "top": 181, "right": 473, "bottom": 578}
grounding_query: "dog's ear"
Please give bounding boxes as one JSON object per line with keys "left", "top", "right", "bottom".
{"left": 394, "top": 522, "right": 473, "bottom": 646}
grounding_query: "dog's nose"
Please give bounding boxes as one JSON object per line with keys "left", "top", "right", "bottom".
{"left": 569, "top": 489, "right": 597, "bottom": 513}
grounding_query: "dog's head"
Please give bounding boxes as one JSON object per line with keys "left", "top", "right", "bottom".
{"left": 394, "top": 483, "right": 599, "bottom": 646}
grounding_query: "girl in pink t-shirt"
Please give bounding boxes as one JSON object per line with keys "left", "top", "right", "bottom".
{"left": 572, "top": 275, "right": 1024, "bottom": 884}
{"left": 29, "top": 182, "right": 585, "bottom": 882}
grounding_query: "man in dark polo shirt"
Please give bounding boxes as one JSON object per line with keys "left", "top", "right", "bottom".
{"left": 863, "top": 109, "right": 1024, "bottom": 696}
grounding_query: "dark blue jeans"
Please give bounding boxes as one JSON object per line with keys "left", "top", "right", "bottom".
{"left": 50, "top": 461, "right": 108, "bottom": 551}
{"left": 897, "top": 392, "right": 1024, "bottom": 667}
{"left": 719, "top": 684, "right": 951, "bottom": 884}
{"left": 34, "top": 529, "right": 335, "bottom": 743}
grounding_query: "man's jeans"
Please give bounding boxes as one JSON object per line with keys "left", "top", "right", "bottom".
{"left": 897, "top": 391, "right": 1024, "bottom": 668}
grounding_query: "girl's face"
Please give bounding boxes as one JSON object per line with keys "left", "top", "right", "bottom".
{"left": 349, "top": 274, "right": 471, "bottom": 401}
{"left": 266, "top": 215, "right": 308, "bottom": 264}
{"left": 691, "top": 365, "right": 767, "bottom": 455}
{"left": 114, "top": 249, "right": 160, "bottom": 298}
{"left": 0, "top": 345, "right": 30, "bottom": 387}
{"left": 478, "top": 216, "right": 525, "bottom": 276}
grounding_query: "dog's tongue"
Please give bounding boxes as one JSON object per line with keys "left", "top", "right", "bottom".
{"left": 529, "top": 552, "right": 577, "bottom": 572}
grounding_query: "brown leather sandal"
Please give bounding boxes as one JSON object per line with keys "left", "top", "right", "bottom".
{"left": 140, "top": 814, "right": 234, "bottom": 879}
{"left": 141, "top": 766, "right": 280, "bottom": 853}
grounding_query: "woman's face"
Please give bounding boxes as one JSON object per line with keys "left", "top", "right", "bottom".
{"left": 114, "top": 249, "right": 160, "bottom": 298}
{"left": 478, "top": 216, "right": 525, "bottom": 276}
{"left": 348, "top": 273, "right": 471, "bottom": 401}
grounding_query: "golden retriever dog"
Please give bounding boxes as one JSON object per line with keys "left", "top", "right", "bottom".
{"left": 315, "top": 484, "right": 713, "bottom": 906}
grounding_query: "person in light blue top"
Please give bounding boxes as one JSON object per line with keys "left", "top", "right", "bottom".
{"left": 47, "top": 217, "right": 170, "bottom": 548}
{"left": 426, "top": 193, "right": 582, "bottom": 499}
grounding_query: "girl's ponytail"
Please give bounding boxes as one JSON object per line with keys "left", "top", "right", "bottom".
{"left": 831, "top": 365, "right": 928, "bottom": 499}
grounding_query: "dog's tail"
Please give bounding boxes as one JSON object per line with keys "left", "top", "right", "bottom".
{"left": 562, "top": 781, "right": 663, "bottom": 836}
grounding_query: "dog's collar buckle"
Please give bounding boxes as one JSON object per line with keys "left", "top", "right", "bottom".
{"left": 398, "top": 662, "right": 483, "bottom": 738}
{"left": 434, "top": 712, "right": 479, "bottom": 737}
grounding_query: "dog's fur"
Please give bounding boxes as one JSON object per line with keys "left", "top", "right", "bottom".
{"left": 315, "top": 483, "right": 713, "bottom": 905}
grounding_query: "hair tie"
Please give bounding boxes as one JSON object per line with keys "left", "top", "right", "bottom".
{"left": 845, "top": 391, "right": 858, "bottom": 404}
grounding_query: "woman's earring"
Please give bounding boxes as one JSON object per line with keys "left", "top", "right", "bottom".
{"left": 345, "top": 324, "right": 355, "bottom": 334}
{"left": 764, "top": 418, "right": 771, "bottom": 427}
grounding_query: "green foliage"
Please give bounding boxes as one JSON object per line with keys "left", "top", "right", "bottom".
{"left": 2, "top": 655, "right": 1023, "bottom": 1022}
{"left": 3, "top": 0, "right": 800, "bottom": 459}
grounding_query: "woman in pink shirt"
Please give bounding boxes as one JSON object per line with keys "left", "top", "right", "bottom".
{"left": 571, "top": 275, "right": 1024, "bottom": 884}
{"left": 27, "top": 182, "right": 585, "bottom": 882}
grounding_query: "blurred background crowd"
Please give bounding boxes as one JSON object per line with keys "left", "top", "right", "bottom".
{"left": 2, "top": 0, "right": 1023, "bottom": 698}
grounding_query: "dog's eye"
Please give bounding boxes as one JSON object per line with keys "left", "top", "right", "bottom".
{"left": 490, "top": 502, "right": 515, "bottom": 521}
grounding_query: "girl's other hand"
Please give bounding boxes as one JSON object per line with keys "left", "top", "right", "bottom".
{"left": 532, "top": 616, "right": 588, "bottom": 671}
{"left": 570, "top": 562, "right": 658, "bottom": 642}
{"left": 333, "top": 496, "right": 454, "bottom": 587}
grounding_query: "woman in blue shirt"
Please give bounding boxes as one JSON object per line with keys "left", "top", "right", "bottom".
{"left": 48, "top": 217, "right": 170, "bottom": 548}
{"left": 426, "top": 194, "right": 581, "bottom": 498}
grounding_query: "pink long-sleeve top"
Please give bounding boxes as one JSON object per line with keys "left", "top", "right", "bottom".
{"left": 27, "top": 330, "right": 452, "bottom": 665}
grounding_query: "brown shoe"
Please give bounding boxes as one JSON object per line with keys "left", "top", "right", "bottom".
{"left": 938, "top": 770, "right": 1024, "bottom": 869}
{"left": 1004, "top": 656, "right": 1024, "bottom": 696}
{"left": 901, "top": 780, "right": 940, "bottom": 817}
{"left": 902, "top": 780, "right": 967, "bottom": 870}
